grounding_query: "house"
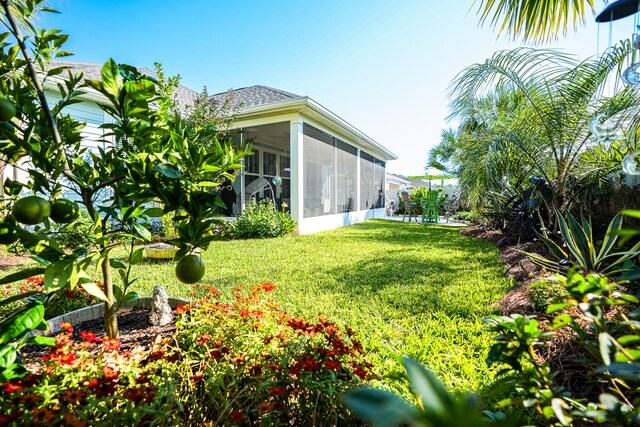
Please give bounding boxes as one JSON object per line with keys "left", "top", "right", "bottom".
{"left": 210, "top": 85, "right": 396, "bottom": 234}
{"left": 1, "top": 62, "right": 397, "bottom": 234}
{"left": 386, "top": 173, "right": 412, "bottom": 205}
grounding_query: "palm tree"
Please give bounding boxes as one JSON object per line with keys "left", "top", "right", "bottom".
{"left": 473, "top": 0, "right": 596, "bottom": 43}
{"left": 432, "top": 43, "right": 640, "bottom": 230}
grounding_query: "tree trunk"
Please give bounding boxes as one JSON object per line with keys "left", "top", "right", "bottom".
{"left": 102, "top": 252, "right": 118, "bottom": 338}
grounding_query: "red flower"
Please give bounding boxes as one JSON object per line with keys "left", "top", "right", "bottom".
{"left": 238, "top": 308, "right": 249, "bottom": 317}
{"left": 174, "top": 304, "right": 190, "bottom": 314}
{"left": 87, "top": 378, "right": 99, "bottom": 388}
{"left": 326, "top": 361, "right": 340, "bottom": 370}
{"left": 59, "top": 321, "right": 73, "bottom": 333}
{"left": 203, "top": 285, "right": 221, "bottom": 296}
{"left": 196, "top": 333, "right": 212, "bottom": 344}
{"left": 262, "top": 282, "right": 276, "bottom": 292}
{"left": 268, "top": 386, "right": 285, "bottom": 396}
{"left": 56, "top": 351, "right": 77, "bottom": 366}
{"left": 64, "top": 289, "right": 77, "bottom": 299}
{"left": 102, "top": 338, "right": 121, "bottom": 351}
{"left": 352, "top": 364, "right": 368, "bottom": 379}
{"left": 103, "top": 365, "right": 119, "bottom": 379}
{"left": 80, "top": 331, "right": 100, "bottom": 343}
{"left": 231, "top": 410, "right": 243, "bottom": 423}
{"left": 4, "top": 381, "right": 23, "bottom": 393}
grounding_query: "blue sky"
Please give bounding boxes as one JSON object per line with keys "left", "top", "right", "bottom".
{"left": 41, "top": 1, "right": 634, "bottom": 175}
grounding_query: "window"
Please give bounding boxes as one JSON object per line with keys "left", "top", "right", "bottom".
{"left": 303, "top": 124, "right": 335, "bottom": 218}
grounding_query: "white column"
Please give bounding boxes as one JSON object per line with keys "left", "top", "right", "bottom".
{"left": 240, "top": 131, "right": 245, "bottom": 213}
{"left": 356, "top": 148, "right": 361, "bottom": 211}
{"left": 290, "top": 119, "right": 304, "bottom": 231}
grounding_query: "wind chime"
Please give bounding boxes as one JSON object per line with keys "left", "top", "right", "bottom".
{"left": 595, "top": 0, "right": 640, "bottom": 175}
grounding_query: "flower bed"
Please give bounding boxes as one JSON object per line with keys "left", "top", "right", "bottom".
{"left": 0, "top": 283, "right": 372, "bottom": 425}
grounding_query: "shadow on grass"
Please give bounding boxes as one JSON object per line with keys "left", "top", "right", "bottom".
{"left": 313, "top": 221, "right": 507, "bottom": 318}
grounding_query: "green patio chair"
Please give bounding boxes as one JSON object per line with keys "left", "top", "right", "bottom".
{"left": 420, "top": 191, "right": 446, "bottom": 224}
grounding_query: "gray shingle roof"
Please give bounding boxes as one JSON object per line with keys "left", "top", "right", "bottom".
{"left": 50, "top": 60, "right": 198, "bottom": 110}
{"left": 210, "top": 85, "right": 301, "bottom": 108}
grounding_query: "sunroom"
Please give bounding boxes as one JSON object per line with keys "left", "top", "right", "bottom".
{"left": 214, "top": 86, "right": 396, "bottom": 235}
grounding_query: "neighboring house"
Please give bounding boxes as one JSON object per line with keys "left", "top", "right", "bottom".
{"left": 1, "top": 62, "right": 397, "bottom": 234}
{"left": 386, "top": 173, "right": 411, "bottom": 205}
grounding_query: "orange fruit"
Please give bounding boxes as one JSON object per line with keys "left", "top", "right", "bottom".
{"left": 50, "top": 198, "right": 80, "bottom": 224}
{"left": 175, "top": 254, "right": 205, "bottom": 284}
{"left": 11, "top": 196, "right": 51, "bottom": 225}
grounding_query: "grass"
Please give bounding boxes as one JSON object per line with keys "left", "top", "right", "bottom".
{"left": 1, "top": 219, "right": 512, "bottom": 396}
{"left": 128, "top": 219, "right": 513, "bottom": 395}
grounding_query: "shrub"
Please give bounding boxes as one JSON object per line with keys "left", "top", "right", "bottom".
{"left": 230, "top": 200, "right": 296, "bottom": 239}
{"left": 0, "top": 323, "right": 182, "bottom": 426}
{"left": 174, "top": 283, "right": 372, "bottom": 425}
{"left": 0, "top": 283, "right": 372, "bottom": 425}
{"left": 0, "top": 277, "right": 102, "bottom": 321}
{"left": 484, "top": 269, "right": 640, "bottom": 426}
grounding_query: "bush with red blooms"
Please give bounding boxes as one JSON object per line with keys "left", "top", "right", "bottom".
{"left": 0, "top": 321, "right": 183, "bottom": 426}
{"left": 173, "top": 282, "right": 373, "bottom": 425}
{"left": 0, "top": 283, "right": 373, "bottom": 426}
{"left": 0, "top": 276, "right": 103, "bottom": 320}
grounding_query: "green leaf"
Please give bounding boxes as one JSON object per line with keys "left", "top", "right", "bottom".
{"left": 403, "top": 356, "right": 454, "bottom": 418}
{"left": 153, "top": 163, "right": 183, "bottom": 179}
{"left": 109, "top": 258, "right": 127, "bottom": 269}
{"left": 547, "top": 302, "right": 573, "bottom": 314}
{"left": 80, "top": 281, "right": 108, "bottom": 302}
{"left": 113, "top": 285, "right": 123, "bottom": 302}
{"left": 598, "top": 362, "right": 640, "bottom": 380}
{"left": 341, "top": 387, "right": 422, "bottom": 427}
{"left": 0, "top": 345, "right": 17, "bottom": 369}
{"left": 16, "top": 229, "right": 64, "bottom": 261}
{"left": 622, "top": 210, "right": 640, "bottom": 219}
{"left": 130, "top": 247, "right": 145, "bottom": 264}
{"left": 0, "top": 268, "right": 45, "bottom": 285}
{"left": 122, "top": 291, "right": 138, "bottom": 303}
{"left": 144, "top": 207, "right": 164, "bottom": 217}
{"left": 27, "top": 336, "right": 56, "bottom": 346}
{"left": 44, "top": 261, "right": 71, "bottom": 293}
{"left": 0, "top": 291, "right": 41, "bottom": 307}
{"left": 550, "top": 314, "right": 573, "bottom": 330}
{"left": 100, "top": 58, "right": 122, "bottom": 97}
{"left": 599, "top": 333, "right": 617, "bottom": 366}
{"left": 132, "top": 222, "right": 152, "bottom": 241}
{"left": 0, "top": 302, "right": 45, "bottom": 344}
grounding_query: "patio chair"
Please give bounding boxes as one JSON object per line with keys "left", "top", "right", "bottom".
{"left": 420, "top": 190, "right": 443, "bottom": 224}
{"left": 400, "top": 191, "right": 417, "bottom": 222}
{"left": 245, "top": 177, "right": 276, "bottom": 209}
{"left": 442, "top": 195, "right": 461, "bottom": 223}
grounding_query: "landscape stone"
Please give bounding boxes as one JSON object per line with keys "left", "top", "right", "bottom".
{"left": 148, "top": 286, "right": 174, "bottom": 326}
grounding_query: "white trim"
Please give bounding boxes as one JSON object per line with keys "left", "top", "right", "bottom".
{"left": 290, "top": 119, "right": 304, "bottom": 229}
{"left": 234, "top": 98, "right": 396, "bottom": 161}
{"left": 298, "top": 209, "right": 386, "bottom": 234}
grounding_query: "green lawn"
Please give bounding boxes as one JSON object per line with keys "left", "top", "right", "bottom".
{"left": 129, "top": 219, "right": 512, "bottom": 395}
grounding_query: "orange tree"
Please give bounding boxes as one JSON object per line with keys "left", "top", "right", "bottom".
{"left": 0, "top": 0, "right": 249, "bottom": 379}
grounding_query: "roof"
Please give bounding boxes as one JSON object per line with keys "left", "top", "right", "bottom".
{"left": 209, "top": 85, "right": 301, "bottom": 108}
{"left": 49, "top": 60, "right": 198, "bottom": 110}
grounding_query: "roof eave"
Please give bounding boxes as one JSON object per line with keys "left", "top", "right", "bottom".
{"left": 235, "top": 97, "right": 397, "bottom": 161}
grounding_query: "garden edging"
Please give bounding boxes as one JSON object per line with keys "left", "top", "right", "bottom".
{"left": 28, "top": 296, "right": 190, "bottom": 337}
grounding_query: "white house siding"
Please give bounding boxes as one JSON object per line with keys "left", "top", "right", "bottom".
{"left": 1, "top": 92, "right": 111, "bottom": 196}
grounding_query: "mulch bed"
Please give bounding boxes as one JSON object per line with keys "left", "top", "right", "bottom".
{"left": 22, "top": 309, "right": 176, "bottom": 372}
{"left": 460, "top": 224, "right": 552, "bottom": 315}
